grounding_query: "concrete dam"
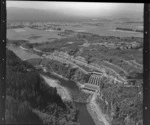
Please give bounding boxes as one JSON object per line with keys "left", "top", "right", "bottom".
{"left": 82, "top": 74, "right": 104, "bottom": 92}
{"left": 88, "top": 74, "right": 103, "bottom": 86}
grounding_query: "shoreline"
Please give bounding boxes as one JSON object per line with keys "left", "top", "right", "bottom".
{"left": 41, "top": 74, "right": 72, "bottom": 101}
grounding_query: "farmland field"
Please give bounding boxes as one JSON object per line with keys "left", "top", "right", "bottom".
{"left": 7, "top": 27, "right": 62, "bottom": 43}
{"left": 7, "top": 22, "right": 143, "bottom": 44}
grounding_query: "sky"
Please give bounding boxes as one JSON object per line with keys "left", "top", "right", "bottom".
{"left": 7, "top": 1, "right": 144, "bottom": 18}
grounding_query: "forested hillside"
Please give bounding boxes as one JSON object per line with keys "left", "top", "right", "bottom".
{"left": 97, "top": 82, "right": 143, "bottom": 125}
{"left": 5, "top": 49, "right": 79, "bottom": 125}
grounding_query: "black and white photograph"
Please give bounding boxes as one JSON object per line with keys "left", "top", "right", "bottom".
{"left": 5, "top": 1, "right": 143, "bottom": 125}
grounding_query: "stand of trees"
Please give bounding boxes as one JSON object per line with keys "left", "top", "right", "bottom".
{"left": 97, "top": 83, "right": 143, "bottom": 125}
{"left": 6, "top": 49, "right": 79, "bottom": 125}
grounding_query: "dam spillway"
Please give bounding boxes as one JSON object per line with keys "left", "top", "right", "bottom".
{"left": 82, "top": 74, "right": 103, "bottom": 92}
{"left": 88, "top": 74, "right": 103, "bottom": 86}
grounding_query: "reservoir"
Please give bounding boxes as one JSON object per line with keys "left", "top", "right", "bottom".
{"left": 7, "top": 45, "right": 95, "bottom": 125}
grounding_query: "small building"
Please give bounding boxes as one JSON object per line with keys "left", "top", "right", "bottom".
{"left": 81, "top": 83, "right": 100, "bottom": 92}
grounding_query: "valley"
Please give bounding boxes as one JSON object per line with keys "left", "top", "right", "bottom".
{"left": 6, "top": 20, "right": 143, "bottom": 125}
{"left": 6, "top": 3, "right": 143, "bottom": 124}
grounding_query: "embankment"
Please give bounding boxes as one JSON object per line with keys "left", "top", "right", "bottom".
{"left": 87, "top": 92, "right": 110, "bottom": 125}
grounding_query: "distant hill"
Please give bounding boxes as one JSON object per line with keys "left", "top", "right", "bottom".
{"left": 7, "top": 7, "right": 143, "bottom": 23}
{"left": 7, "top": 7, "right": 91, "bottom": 22}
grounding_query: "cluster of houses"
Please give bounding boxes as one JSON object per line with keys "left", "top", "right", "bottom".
{"left": 103, "top": 41, "right": 141, "bottom": 50}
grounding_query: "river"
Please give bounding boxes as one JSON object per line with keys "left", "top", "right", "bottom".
{"left": 42, "top": 72, "right": 95, "bottom": 125}
{"left": 7, "top": 45, "right": 96, "bottom": 125}
{"left": 7, "top": 45, "right": 42, "bottom": 60}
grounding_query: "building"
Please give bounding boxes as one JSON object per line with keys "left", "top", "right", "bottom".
{"left": 81, "top": 83, "right": 100, "bottom": 92}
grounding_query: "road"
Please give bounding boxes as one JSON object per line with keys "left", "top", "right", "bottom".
{"left": 89, "top": 91, "right": 110, "bottom": 125}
